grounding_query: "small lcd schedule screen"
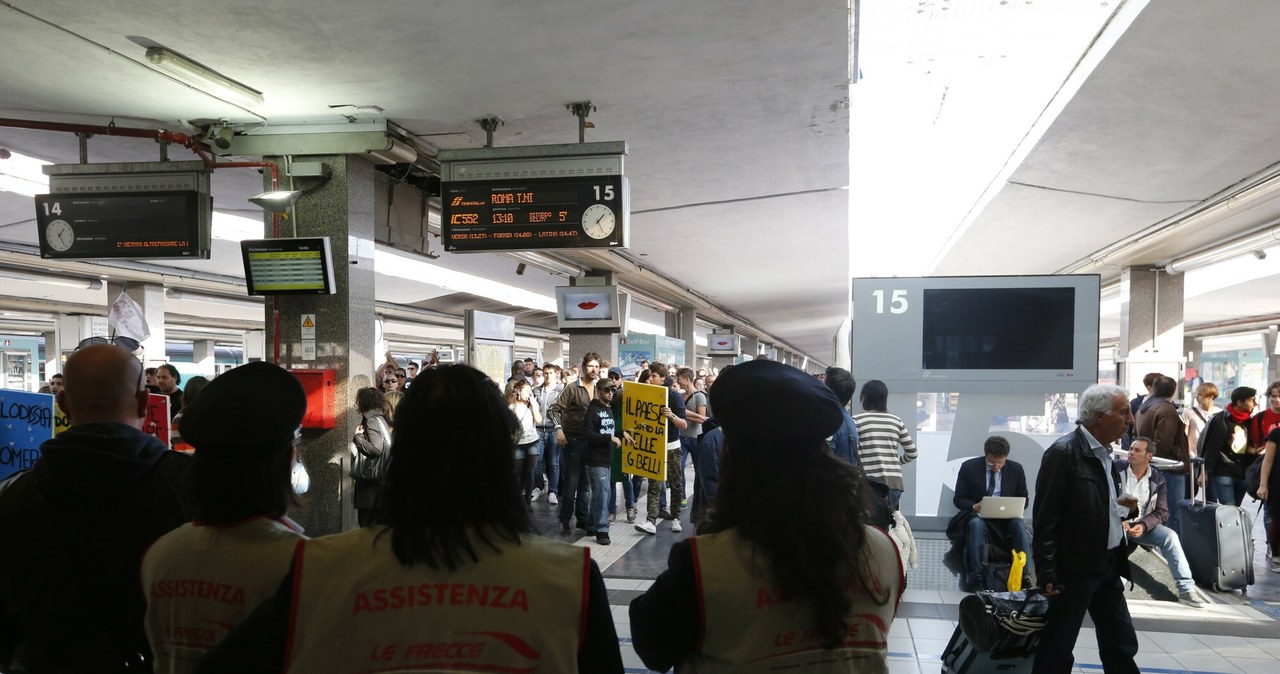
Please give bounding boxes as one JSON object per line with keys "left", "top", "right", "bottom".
{"left": 35, "top": 191, "right": 209, "bottom": 259}
{"left": 441, "top": 175, "right": 628, "bottom": 252}
{"left": 240, "top": 237, "right": 337, "bottom": 295}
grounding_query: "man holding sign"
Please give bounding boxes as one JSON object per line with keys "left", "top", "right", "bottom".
{"left": 633, "top": 362, "right": 687, "bottom": 535}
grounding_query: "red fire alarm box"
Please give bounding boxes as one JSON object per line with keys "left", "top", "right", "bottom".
{"left": 290, "top": 369, "right": 336, "bottom": 429}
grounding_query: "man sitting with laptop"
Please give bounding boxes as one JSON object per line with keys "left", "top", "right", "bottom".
{"left": 948, "top": 435, "right": 1032, "bottom": 590}
{"left": 1112, "top": 436, "right": 1209, "bottom": 608}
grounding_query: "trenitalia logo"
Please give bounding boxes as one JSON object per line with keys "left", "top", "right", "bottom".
{"left": 450, "top": 197, "right": 486, "bottom": 207}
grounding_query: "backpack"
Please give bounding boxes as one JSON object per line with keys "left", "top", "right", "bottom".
{"left": 1244, "top": 458, "right": 1263, "bottom": 500}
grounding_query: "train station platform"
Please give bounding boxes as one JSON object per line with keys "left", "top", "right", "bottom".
{"left": 527, "top": 467, "right": 1280, "bottom": 673}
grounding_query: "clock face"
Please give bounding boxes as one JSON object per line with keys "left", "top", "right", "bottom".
{"left": 45, "top": 219, "right": 75, "bottom": 252}
{"left": 582, "top": 203, "right": 616, "bottom": 240}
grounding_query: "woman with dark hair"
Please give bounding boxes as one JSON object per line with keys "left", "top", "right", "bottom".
{"left": 630, "top": 360, "right": 904, "bottom": 672}
{"left": 197, "top": 364, "right": 623, "bottom": 674}
{"left": 352, "top": 386, "right": 391, "bottom": 527}
{"left": 853, "top": 379, "right": 918, "bottom": 510}
{"left": 142, "top": 362, "right": 308, "bottom": 674}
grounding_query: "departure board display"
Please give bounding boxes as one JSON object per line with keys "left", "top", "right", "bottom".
{"left": 441, "top": 175, "right": 628, "bottom": 252}
{"left": 240, "top": 237, "right": 337, "bottom": 296}
{"left": 34, "top": 191, "right": 209, "bottom": 259}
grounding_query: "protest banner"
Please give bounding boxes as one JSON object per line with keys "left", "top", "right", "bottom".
{"left": 0, "top": 389, "right": 55, "bottom": 481}
{"left": 621, "top": 380, "right": 667, "bottom": 480}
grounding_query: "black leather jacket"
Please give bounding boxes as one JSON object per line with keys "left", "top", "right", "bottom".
{"left": 1033, "top": 427, "right": 1130, "bottom": 586}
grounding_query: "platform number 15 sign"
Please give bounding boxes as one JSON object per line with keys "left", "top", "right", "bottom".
{"left": 870, "top": 289, "right": 909, "bottom": 314}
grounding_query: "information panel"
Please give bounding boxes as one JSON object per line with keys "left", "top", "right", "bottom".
{"left": 441, "top": 175, "right": 628, "bottom": 252}
{"left": 240, "top": 237, "right": 337, "bottom": 295}
{"left": 35, "top": 191, "right": 208, "bottom": 259}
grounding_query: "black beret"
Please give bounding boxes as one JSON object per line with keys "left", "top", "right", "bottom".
{"left": 709, "top": 359, "right": 844, "bottom": 445}
{"left": 179, "top": 362, "right": 307, "bottom": 453}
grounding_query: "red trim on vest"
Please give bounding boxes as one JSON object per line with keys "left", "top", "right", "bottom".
{"left": 689, "top": 537, "right": 707, "bottom": 653}
{"left": 872, "top": 526, "right": 906, "bottom": 615}
{"left": 283, "top": 539, "right": 306, "bottom": 670}
{"left": 578, "top": 548, "right": 590, "bottom": 652}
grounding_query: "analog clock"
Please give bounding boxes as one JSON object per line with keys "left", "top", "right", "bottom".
{"left": 45, "top": 219, "right": 75, "bottom": 252}
{"left": 581, "top": 203, "right": 615, "bottom": 240}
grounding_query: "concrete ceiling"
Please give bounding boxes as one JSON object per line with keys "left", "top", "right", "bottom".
{"left": 0, "top": 0, "right": 852, "bottom": 363}
{"left": 5, "top": 0, "right": 1280, "bottom": 368}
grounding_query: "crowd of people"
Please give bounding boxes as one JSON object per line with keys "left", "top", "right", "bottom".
{"left": 5, "top": 340, "right": 1279, "bottom": 673}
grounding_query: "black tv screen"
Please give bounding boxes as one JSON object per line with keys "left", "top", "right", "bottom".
{"left": 921, "top": 287, "right": 1075, "bottom": 370}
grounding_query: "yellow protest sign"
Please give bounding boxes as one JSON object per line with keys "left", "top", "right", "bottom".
{"left": 621, "top": 380, "right": 668, "bottom": 480}
{"left": 54, "top": 404, "right": 71, "bottom": 436}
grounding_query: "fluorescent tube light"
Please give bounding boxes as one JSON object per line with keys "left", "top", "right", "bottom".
{"left": 145, "top": 47, "right": 264, "bottom": 106}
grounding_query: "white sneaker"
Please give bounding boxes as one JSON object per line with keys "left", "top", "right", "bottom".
{"left": 1269, "top": 558, "right": 1280, "bottom": 574}
{"left": 548, "top": 493, "right": 559, "bottom": 506}
{"left": 529, "top": 488, "right": 542, "bottom": 502}
{"left": 1178, "top": 590, "right": 1207, "bottom": 608}
{"left": 670, "top": 518, "right": 683, "bottom": 533}
{"left": 635, "top": 520, "right": 657, "bottom": 535}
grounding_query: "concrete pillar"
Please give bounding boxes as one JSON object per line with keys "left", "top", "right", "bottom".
{"left": 193, "top": 340, "right": 216, "bottom": 374}
{"left": 740, "top": 335, "right": 759, "bottom": 361}
{"left": 244, "top": 330, "right": 266, "bottom": 363}
{"left": 541, "top": 339, "right": 564, "bottom": 368}
{"left": 1266, "top": 326, "right": 1280, "bottom": 386}
{"left": 43, "top": 329, "right": 59, "bottom": 377}
{"left": 664, "top": 311, "right": 678, "bottom": 338}
{"left": 106, "top": 282, "right": 166, "bottom": 370}
{"left": 1117, "top": 267, "right": 1185, "bottom": 399}
{"left": 265, "top": 154, "right": 377, "bottom": 535}
{"left": 677, "top": 307, "right": 697, "bottom": 368}
{"left": 567, "top": 333, "right": 619, "bottom": 372}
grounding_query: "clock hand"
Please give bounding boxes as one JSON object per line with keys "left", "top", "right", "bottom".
{"left": 594, "top": 214, "right": 606, "bottom": 224}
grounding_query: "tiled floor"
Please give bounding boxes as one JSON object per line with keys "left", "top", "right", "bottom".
{"left": 531, "top": 474, "right": 1280, "bottom": 673}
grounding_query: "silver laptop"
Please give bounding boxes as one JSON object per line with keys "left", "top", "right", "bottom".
{"left": 978, "top": 496, "right": 1026, "bottom": 519}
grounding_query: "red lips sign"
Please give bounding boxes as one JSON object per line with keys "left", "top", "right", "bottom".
{"left": 577, "top": 302, "right": 599, "bottom": 310}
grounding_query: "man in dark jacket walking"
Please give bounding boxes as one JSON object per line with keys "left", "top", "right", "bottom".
{"left": 1033, "top": 383, "right": 1139, "bottom": 674}
{"left": 1134, "top": 375, "right": 1190, "bottom": 533}
{"left": 0, "top": 344, "right": 194, "bottom": 673}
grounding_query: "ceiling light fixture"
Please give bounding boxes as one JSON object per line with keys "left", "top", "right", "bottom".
{"left": 145, "top": 47, "right": 264, "bottom": 106}
{"left": 0, "top": 268, "right": 102, "bottom": 290}
{"left": 248, "top": 190, "right": 303, "bottom": 213}
{"left": 1164, "top": 225, "right": 1280, "bottom": 274}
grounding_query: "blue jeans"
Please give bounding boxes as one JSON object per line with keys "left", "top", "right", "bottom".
{"left": 1164, "top": 472, "right": 1186, "bottom": 534}
{"left": 539, "top": 427, "right": 560, "bottom": 494}
{"left": 680, "top": 436, "right": 698, "bottom": 505}
{"left": 1212, "top": 475, "right": 1247, "bottom": 506}
{"left": 1131, "top": 524, "right": 1195, "bottom": 593}
{"left": 964, "top": 516, "right": 1032, "bottom": 584}
{"left": 558, "top": 437, "right": 591, "bottom": 525}
{"left": 586, "top": 465, "right": 610, "bottom": 533}
{"left": 609, "top": 478, "right": 636, "bottom": 515}
{"left": 1033, "top": 557, "right": 1139, "bottom": 674}
{"left": 523, "top": 438, "right": 544, "bottom": 495}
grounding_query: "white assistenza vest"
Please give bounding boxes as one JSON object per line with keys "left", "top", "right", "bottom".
{"left": 683, "top": 526, "right": 904, "bottom": 674}
{"left": 286, "top": 527, "right": 588, "bottom": 674}
{"left": 142, "top": 517, "right": 304, "bottom": 674}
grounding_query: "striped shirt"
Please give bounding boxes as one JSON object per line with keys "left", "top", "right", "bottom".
{"left": 852, "top": 411, "right": 918, "bottom": 491}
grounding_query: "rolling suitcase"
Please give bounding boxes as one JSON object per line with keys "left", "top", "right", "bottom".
{"left": 1177, "top": 458, "right": 1254, "bottom": 592}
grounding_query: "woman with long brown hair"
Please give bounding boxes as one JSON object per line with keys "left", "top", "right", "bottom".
{"left": 630, "top": 360, "right": 904, "bottom": 673}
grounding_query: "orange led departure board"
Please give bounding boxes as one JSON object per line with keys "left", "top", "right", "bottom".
{"left": 441, "top": 175, "right": 628, "bottom": 252}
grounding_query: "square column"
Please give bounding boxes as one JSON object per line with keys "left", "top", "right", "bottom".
{"left": 677, "top": 307, "right": 697, "bottom": 369}
{"left": 1117, "top": 267, "right": 1185, "bottom": 396}
{"left": 106, "top": 282, "right": 165, "bottom": 370}
{"left": 265, "top": 154, "right": 377, "bottom": 535}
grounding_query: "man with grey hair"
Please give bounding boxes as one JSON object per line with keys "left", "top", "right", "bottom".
{"left": 1032, "top": 383, "right": 1139, "bottom": 674}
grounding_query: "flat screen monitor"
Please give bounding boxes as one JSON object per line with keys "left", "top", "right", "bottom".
{"left": 708, "top": 334, "right": 741, "bottom": 354}
{"left": 555, "top": 285, "right": 627, "bottom": 331}
{"left": 35, "top": 191, "right": 210, "bottom": 259}
{"left": 852, "top": 275, "right": 1100, "bottom": 393}
{"left": 240, "top": 237, "right": 337, "bottom": 295}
